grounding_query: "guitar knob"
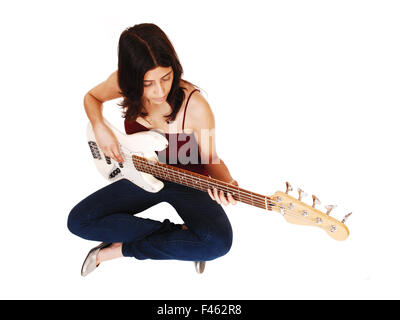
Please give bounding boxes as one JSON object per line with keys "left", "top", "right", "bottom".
{"left": 341, "top": 212, "right": 353, "bottom": 224}
{"left": 312, "top": 195, "right": 321, "bottom": 208}
{"left": 297, "top": 188, "right": 308, "bottom": 201}
{"left": 325, "top": 205, "right": 337, "bottom": 215}
{"left": 285, "top": 182, "right": 293, "bottom": 194}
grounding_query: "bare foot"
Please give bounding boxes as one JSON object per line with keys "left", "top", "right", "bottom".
{"left": 96, "top": 243, "right": 123, "bottom": 265}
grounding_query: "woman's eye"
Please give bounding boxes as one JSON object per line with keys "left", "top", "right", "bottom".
{"left": 143, "top": 77, "right": 170, "bottom": 87}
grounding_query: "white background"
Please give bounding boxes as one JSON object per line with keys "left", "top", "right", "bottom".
{"left": 0, "top": 0, "right": 399, "bottom": 299}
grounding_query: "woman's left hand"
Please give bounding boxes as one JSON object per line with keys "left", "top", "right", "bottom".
{"left": 207, "top": 179, "right": 239, "bottom": 206}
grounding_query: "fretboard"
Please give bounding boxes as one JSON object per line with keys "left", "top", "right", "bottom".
{"left": 132, "top": 155, "right": 273, "bottom": 210}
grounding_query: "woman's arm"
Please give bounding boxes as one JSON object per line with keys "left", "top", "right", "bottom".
{"left": 84, "top": 71, "right": 125, "bottom": 163}
{"left": 204, "top": 158, "right": 237, "bottom": 185}
{"left": 188, "top": 92, "right": 238, "bottom": 206}
{"left": 84, "top": 70, "right": 122, "bottom": 127}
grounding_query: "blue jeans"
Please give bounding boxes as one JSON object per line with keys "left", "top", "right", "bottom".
{"left": 67, "top": 178, "right": 233, "bottom": 261}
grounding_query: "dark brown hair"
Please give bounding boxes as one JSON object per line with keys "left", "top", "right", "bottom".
{"left": 117, "top": 23, "right": 198, "bottom": 123}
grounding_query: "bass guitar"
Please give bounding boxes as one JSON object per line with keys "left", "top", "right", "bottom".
{"left": 87, "top": 119, "right": 352, "bottom": 241}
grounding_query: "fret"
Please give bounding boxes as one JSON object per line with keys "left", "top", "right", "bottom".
{"left": 150, "top": 159, "right": 156, "bottom": 178}
{"left": 179, "top": 172, "right": 184, "bottom": 186}
{"left": 194, "top": 175, "right": 201, "bottom": 189}
{"left": 232, "top": 184, "right": 240, "bottom": 202}
{"left": 162, "top": 166, "right": 169, "bottom": 181}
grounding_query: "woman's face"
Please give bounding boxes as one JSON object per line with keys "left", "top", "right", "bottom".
{"left": 143, "top": 66, "right": 174, "bottom": 105}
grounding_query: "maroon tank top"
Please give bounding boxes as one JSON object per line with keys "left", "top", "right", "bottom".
{"left": 124, "top": 89, "right": 209, "bottom": 177}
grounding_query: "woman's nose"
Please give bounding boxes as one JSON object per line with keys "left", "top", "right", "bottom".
{"left": 154, "top": 82, "right": 166, "bottom": 97}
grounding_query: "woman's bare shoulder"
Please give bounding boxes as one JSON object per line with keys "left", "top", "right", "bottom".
{"left": 87, "top": 70, "right": 122, "bottom": 102}
{"left": 180, "top": 79, "right": 203, "bottom": 93}
{"left": 184, "top": 86, "right": 214, "bottom": 130}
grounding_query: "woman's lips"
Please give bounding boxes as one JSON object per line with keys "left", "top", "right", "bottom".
{"left": 154, "top": 95, "right": 166, "bottom": 102}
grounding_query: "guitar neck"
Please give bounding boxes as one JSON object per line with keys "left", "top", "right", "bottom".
{"left": 132, "top": 155, "right": 273, "bottom": 210}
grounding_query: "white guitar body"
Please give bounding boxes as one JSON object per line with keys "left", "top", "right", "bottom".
{"left": 86, "top": 120, "right": 169, "bottom": 192}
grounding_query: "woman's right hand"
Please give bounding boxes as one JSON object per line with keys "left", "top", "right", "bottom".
{"left": 93, "top": 122, "right": 124, "bottom": 163}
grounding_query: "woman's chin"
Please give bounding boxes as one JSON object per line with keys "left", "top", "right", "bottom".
{"left": 152, "top": 100, "right": 164, "bottom": 105}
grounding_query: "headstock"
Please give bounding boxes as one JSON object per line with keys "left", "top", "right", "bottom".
{"left": 268, "top": 182, "right": 351, "bottom": 241}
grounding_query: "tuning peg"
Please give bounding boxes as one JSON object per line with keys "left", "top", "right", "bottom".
{"left": 312, "top": 195, "right": 321, "bottom": 208}
{"left": 285, "top": 182, "right": 293, "bottom": 194}
{"left": 297, "top": 188, "right": 308, "bottom": 201}
{"left": 341, "top": 212, "right": 353, "bottom": 224}
{"left": 325, "top": 205, "right": 337, "bottom": 216}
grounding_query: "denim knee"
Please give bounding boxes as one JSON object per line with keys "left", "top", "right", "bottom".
{"left": 67, "top": 203, "right": 86, "bottom": 237}
{"left": 203, "top": 228, "right": 233, "bottom": 260}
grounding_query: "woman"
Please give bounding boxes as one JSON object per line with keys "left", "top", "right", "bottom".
{"left": 68, "top": 23, "right": 238, "bottom": 276}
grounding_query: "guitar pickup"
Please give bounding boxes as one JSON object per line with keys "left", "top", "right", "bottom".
{"left": 108, "top": 168, "right": 121, "bottom": 179}
{"left": 88, "top": 141, "right": 101, "bottom": 160}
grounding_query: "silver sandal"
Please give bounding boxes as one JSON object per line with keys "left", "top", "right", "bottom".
{"left": 194, "top": 261, "right": 206, "bottom": 274}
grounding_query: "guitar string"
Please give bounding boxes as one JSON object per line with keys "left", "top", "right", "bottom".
{"left": 90, "top": 143, "right": 267, "bottom": 205}
{"left": 105, "top": 151, "right": 338, "bottom": 227}
{"left": 120, "top": 151, "right": 259, "bottom": 195}
{"left": 90, "top": 139, "right": 334, "bottom": 225}
{"left": 131, "top": 155, "right": 320, "bottom": 214}
{"left": 134, "top": 159, "right": 267, "bottom": 206}
{"left": 134, "top": 156, "right": 346, "bottom": 230}
{"left": 130, "top": 156, "right": 337, "bottom": 225}
{"left": 132, "top": 156, "right": 338, "bottom": 228}
{"left": 128, "top": 153, "right": 264, "bottom": 199}
{"left": 97, "top": 153, "right": 338, "bottom": 228}
{"left": 123, "top": 151, "right": 313, "bottom": 209}
{"left": 122, "top": 151, "right": 268, "bottom": 206}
